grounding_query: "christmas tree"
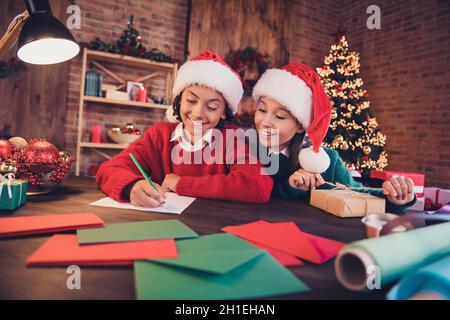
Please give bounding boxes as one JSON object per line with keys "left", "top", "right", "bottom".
{"left": 316, "top": 36, "right": 388, "bottom": 172}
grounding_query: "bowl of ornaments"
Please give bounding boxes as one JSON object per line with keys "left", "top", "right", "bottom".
{"left": 107, "top": 123, "right": 142, "bottom": 145}
{"left": 0, "top": 137, "right": 75, "bottom": 195}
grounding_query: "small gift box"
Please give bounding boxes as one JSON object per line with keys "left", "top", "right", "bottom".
{"left": 0, "top": 173, "right": 28, "bottom": 211}
{"left": 310, "top": 189, "right": 386, "bottom": 218}
{"left": 424, "top": 187, "right": 450, "bottom": 211}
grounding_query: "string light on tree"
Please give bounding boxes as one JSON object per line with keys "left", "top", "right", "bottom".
{"left": 316, "top": 36, "right": 388, "bottom": 172}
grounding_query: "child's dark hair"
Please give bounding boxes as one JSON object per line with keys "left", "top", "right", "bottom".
{"left": 170, "top": 91, "right": 235, "bottom": 128}
{"left": 287, "top": 132, "right": 310, "bottom": 174}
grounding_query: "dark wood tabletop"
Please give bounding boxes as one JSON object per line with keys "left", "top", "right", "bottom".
{"left": 0, "top": 176, "right": 391, "bottom": 300}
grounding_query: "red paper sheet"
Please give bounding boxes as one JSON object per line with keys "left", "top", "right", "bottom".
{"left": 302, "top": 232, "right": 345, "bottom": 263}
{"left": 245, "top": 239, "right": 303, "bottom": 266}
{"left": 222, "top": 220, "right": 345, "bottom": 265}
{"left": 26, "top": 234, "right": 178, "bottom": 266}
{"left": 0, "top": 213, "right": 104, "bottom": 238}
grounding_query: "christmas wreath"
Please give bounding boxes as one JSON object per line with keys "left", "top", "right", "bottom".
{"left": 226, "top": 47, "right": 270, "bottom": 94}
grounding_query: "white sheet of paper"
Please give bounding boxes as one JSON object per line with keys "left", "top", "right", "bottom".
{"left": 89, "top": 192, "right": 196, "bottom": 214}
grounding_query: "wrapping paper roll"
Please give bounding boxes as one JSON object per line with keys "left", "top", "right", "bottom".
{"left": 335, "top": 222, "right": 450, "bottom": 291}
{"left": 387, "top": 256, "right": 450, "bottom": 300}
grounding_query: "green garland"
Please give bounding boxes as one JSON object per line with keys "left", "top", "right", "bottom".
{"left": 88, "top": 15, "right": 174, "bottom": 63}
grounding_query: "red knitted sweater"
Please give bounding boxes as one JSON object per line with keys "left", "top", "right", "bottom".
{"left": 96, "top": 122, "right": 273, "bottom": 203}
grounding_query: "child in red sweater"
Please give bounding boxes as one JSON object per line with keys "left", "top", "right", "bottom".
{"left": 96, "top": 51, "right": 273, "bottom": 207}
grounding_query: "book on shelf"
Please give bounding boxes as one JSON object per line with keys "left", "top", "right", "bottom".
{"left": 84, "top": 71, "right": 103, "bottom": 97}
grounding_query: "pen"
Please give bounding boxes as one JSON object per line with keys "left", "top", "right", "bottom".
{"left": 129, "top": 152, "right": 167, "bottom": 208}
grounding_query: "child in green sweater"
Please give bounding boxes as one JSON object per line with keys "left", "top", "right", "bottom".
{"left": 251, "top": 62, "right": 416, "bottom": 212}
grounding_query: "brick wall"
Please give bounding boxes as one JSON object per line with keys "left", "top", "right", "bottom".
{"left": 290, "top": 0, "right": 339, "bottom": 67}
{"left": 63, "top": 0, "right": 450, "bottom": 187}
{"left": 336, "top": 0, "right": 450, "bottom": 188}
{"left": 65, "top": 0, "right": 188, "bottom": 175}
{"left": 290, "top": 0, "right": 450, "bottom": 188}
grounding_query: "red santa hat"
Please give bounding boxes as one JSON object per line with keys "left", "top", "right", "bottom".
{"left": 166, "top": 51, "right": 244, "bottom": 122}
{"left": 252, "top": 62, "right": 332, "bottom": 173}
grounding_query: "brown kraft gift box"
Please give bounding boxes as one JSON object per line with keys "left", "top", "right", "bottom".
{"left": 310, "top": 189, "right": 386, "bottom": 218}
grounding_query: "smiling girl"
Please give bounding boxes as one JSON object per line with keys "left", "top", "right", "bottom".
{"left": 251, "top": 62, "right": 417, "bottom": 211}
{"left": 96, "top": 51, "right": 273, "bottom": 207}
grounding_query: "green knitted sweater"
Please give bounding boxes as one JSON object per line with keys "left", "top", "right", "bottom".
{"left": 265, "top": 147, "right": 416, "bottom": 213}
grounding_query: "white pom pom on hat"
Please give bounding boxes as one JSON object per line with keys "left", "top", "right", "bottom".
{"left": 253, "top": 62, "right": 332, "bottom": 173}
{"left": 298, "top": 146, "right": 331, "bottom": 173}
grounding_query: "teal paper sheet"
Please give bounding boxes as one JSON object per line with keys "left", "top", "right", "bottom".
{"left": 387, "top": 255, "right": 450, "bottom": 300}
{"left": 344, "top": 222, "right": 450, "bottom": 286}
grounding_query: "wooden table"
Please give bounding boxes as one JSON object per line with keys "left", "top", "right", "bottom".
{"left": 0, "top": 177, "right": 391, "bottom": 300}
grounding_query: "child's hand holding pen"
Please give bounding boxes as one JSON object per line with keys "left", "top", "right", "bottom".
{"left": 129, "top": 152, "right": 168, "bottom": 208}
{"left": 130, "top": 180, "right": 167, "bottom": 208}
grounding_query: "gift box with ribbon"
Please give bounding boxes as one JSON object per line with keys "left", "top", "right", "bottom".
{"left": 424, "top": 187, "right": 450, "bottom": 211}
{"left": 0, "top": 173, "right": 28, "bottom": 211}
{"left": 310, "top": 189, "right": 386, "bottom": 218}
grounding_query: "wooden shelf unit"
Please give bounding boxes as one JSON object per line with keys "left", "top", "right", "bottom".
{"left": 79, "top": 142, "right": 128, "bottom": 149}
{"left": 83, "top": 96, "right": 169, "bottom": 110}
{"left": 75, "top": 48, "right": 178, "bottom": 176}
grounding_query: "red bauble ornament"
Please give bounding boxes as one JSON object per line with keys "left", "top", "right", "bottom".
{"left": 14, "top": 139, "right": 74, "bottom": 186}
{"left": 0, "top": 140, "right": 12, "bottom": 158}
{"left": 21, "top": 139, "right": 61, "bottom": 174}
{"left": 22, "top": 139, "right": 60, "bottom": 162}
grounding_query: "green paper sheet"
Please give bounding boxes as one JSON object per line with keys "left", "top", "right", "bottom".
{"left": 77, "top": 219, "right": 198, "bottom": 244}
{"left": 135, "top": 233, "right": 310, "bottom": 300}
{"left": 150, "top": 251, "right": 263, "bottom": 275}
{"left": 342, "top": 222, "right": 450, "bottom": 287}
{"left": 172, "top": 233, "right": 258, "bottom": 252}
{"left": 150, "top": 233, "right": 263, "bottom": 274}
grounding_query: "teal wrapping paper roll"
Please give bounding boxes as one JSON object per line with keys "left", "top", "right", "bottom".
{"left": 334, "top": 222, "right": 450, "bottom": 291}
{"left": 387, "top": 256, "right": 450, "bottom": 300}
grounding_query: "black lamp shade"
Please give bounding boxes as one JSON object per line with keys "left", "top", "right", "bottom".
{"left": 17, "top": 12, "right": 80, "bottom": 65}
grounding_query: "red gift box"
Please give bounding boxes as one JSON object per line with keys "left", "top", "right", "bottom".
{"left": 370, "top": 170, "right": 425, "bottom": 197}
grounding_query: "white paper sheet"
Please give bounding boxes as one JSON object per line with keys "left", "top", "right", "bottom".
{"left": 89, "top": 192, "right": 196, "bottom": 214}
